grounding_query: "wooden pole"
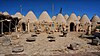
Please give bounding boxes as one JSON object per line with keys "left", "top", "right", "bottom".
{"left": 28, "top": 19, "right": 30, "bottom": 33}
{"left": 76, "top": 24, "right": 78, "bottom": 32}
{"left": 9, "top": 21, "right": 11, "bottom": 32}
{"left": 1, "top": 20, "right": 4, "bottom": 34}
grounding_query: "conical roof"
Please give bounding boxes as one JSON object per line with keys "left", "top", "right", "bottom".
{"left": 52, "top": 16, "right": 56, "bottom": 21}
{"left": 80, "top": 14, "right": 91, "bottom": 24}
{"left": 3, "top": 11, "right": 9, "bottom": 15}
{"left": 64, "top": 14, "right": 69, "bottom": 20}
{"left": 91, "top": 15, "right": 100, "bottom": 22}
{"left": 39, "top": 11, "right": 52, "bottom": 22}
{"left": 77, "top": 15, "right": 81, "bottom": 20}
{"left": 67, "top": 13, "right": 78, "bottom": 22}
{"left": 11, "top": 15, "right": 16, "bottom": 18}
{"left": 55, "top": 13, "right": 66, "bottom": 24}
{"left": 19, "top": 11, "right": 38, "bottom": 23}
{"left": 14, "top": 12, "right": 23, "bottom": 19}
{"left": 25, "top": 11, "right": 37, "bottom": 22}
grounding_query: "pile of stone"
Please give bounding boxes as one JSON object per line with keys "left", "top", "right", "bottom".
{"left": 68, "top": 43, "right": 80, "bottom": 50}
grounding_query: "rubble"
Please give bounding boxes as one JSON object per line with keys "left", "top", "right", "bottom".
{"left": 68, "top": 43, "right": 80, "bottom": 50}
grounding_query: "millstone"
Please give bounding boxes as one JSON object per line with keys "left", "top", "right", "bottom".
{"left": 47, "top": 35, "right": 55, "bottom": 38}
{"left": 49, "top": 39, "right": 55, "bottom": 42}
{"left": 26, "top": 37, "right": 36, "bottom": 42}
{"left": 48, "top": 36, "right": 55, "bottom": 42}
{"left": 12, "top": 45, "right": 24, "bottom": 53}
{"left": 31, "top": 34, "right": 37, "bottom": 37}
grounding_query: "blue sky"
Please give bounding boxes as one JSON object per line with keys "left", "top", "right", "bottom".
{"left": 0, "top": 0, "right": 100, "bottom": 19}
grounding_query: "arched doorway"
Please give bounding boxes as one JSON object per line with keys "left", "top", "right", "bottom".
{"left": 70, "top": 22, "right": 74, "bottom": 31}
{"left": 22, "top": 23, "right": 26, "bottom": 31}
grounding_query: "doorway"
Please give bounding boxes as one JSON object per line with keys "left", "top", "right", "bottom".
{"left": 22, "top": 23, "right": 26, "bottom": 31}
{"left": 70, "top": 22, "right": 74, "bottom": 31}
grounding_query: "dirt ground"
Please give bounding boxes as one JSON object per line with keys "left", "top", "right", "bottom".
{"left": 0, "top": 32, "right": 100, "bottom": 56}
